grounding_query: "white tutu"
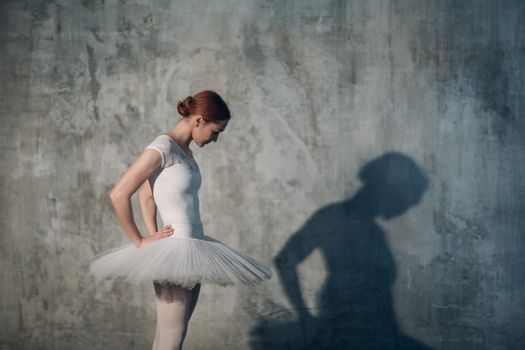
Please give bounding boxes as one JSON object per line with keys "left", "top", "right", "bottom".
{"left": 89, "top": 222, "right": 273, "bottom": 289}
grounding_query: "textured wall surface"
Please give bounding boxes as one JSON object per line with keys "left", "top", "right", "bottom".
{"left": 1, "top": 1, "right": 524, "bottom": 349}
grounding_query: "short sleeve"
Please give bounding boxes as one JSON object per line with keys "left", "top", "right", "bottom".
{"left": 144, "top": 135, "right": 171, "bottom": 168}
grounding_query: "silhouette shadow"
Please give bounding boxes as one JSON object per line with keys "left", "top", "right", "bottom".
{"left": 250, "top": 152, "right": 434, "bottom": 350}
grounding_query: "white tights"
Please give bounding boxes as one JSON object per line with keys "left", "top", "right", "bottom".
{"left": 152, "top": 282, "right": 201, "bottom": 350}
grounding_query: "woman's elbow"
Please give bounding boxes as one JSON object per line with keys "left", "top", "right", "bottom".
{"left": 138, "top": 184, "right": 153, "bottom": 202}
{"left": 138, "top": 194, "right": 154, "bottom": 207}
{"left": 109, "top": 190, "right": 126, "bottom": 202}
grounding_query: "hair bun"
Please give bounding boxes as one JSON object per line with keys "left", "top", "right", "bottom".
{"left": 176, "top": 96, "right": 194, "bottom": 117}
{"left": 174, "top": 90, "right": 231, "bottom": 122}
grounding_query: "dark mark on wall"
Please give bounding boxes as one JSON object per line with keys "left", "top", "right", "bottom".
{"left": 90, "top": 27, "right": 104, "bottom": 43}
{"left": 86, "top": 44, "right": 101, "bottom": 121}
{"left": 80, "top": 0, "right": 105, "bottom": 12}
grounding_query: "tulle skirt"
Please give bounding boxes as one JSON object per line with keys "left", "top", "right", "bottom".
{"left": 89, "top": 222, "right": 273, "bottom": 289}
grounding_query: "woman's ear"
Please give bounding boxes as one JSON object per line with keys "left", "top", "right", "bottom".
{"left": 195, "top": 115, "right": 204, "bottom": 127}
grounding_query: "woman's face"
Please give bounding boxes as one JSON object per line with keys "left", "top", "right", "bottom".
{"left": 192, "top": 116, "right": 228, "bottom": 147}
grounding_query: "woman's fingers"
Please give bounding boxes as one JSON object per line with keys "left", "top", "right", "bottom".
{"left": 163, "top": 224, "right": 174, "bottom": 236}
{"left": 157, "top": 225, "right": 174, "bottom": 239}
{"left": 141, "top": 226, "right": 173, "bottom": 247}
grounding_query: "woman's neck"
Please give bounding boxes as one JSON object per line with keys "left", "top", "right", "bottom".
{"left": 166, "top": 119, "right": 193, "bottom": 152}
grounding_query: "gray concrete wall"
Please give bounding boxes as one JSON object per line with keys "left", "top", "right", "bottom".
{"left": 1, "top": 0, "right": 524, "bottom": 349}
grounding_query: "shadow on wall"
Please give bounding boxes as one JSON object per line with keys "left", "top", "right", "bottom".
{"left": 250, "top": 152, "right": 433, "bottom": 350}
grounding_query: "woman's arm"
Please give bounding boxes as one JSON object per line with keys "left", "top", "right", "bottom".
{"left": 109, "top": 149, "right": 169, "bottom": 247}
{"left": 139, "top": 179, "right": 158, "bottom": 235}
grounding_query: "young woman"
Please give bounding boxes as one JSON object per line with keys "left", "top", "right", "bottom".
{"left": 89, "top": 90, "right": 273, "bottom": 350}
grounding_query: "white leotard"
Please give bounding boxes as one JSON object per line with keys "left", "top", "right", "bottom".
{"left": 145, "top": 134, "right": 203, "bottom": 235}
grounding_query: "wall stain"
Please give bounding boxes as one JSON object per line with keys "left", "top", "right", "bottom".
{"left": 407, "top": 0, "right": 524, "bottom": 144}
{"left": 80, "top": 0, "right": 105, "bottom": 12}
{"left": 86, "top": 44, "right": 101, "bottom": 120}
{"left": 90, "top": 27, "right": 104, "bottom": 43}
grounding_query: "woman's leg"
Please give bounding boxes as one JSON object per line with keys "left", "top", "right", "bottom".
{"left": 152, "top": 282, "right": 198, "bottom": 350}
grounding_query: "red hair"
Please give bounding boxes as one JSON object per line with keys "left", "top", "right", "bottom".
{"left": 177, "top": 90, "right": 231, "bottom": 122}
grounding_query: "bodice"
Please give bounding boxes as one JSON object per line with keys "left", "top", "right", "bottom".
{"left": 145, "top": 135, "right": 202, "bottom": 228}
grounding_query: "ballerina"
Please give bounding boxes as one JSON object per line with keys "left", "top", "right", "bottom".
{"left": 89, "top": 90, "right": 273, "bottom": 350}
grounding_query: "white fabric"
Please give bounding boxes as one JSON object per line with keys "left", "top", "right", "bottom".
{"left": 146, "top": 135, "right": 202, "bottom": 224}
{"left": 89, "top": 134, "right": 273, "bottom": 289}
